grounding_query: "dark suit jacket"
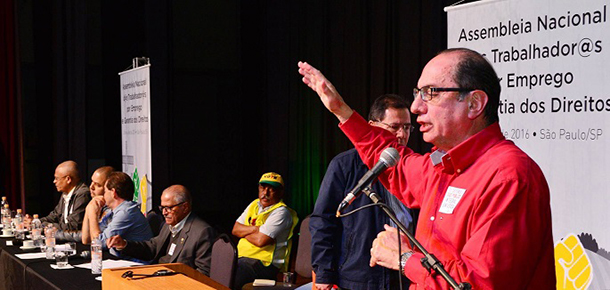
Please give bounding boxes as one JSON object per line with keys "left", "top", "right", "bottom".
{"left": 40, "top": 182, "right": 91, "bottom": 231}
{"left": 122, "top": 213, "right": 217, "bottom": 276}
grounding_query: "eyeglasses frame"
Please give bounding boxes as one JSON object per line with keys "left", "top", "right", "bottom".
{"left": 158, "top": 201, "right": 186, "bottom": 212}
{"left": 377, "top": 121, "right": 415, "bottom": 133}
{"left": 413, "top": 87, "right": 475, "bottom": 102}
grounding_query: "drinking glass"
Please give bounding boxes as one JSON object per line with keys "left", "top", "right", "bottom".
{"left": 55, "top": 251, "right": 68, "bottom": 268}
{"left": 282, "top": 272, "right": 294, "bottom": 286}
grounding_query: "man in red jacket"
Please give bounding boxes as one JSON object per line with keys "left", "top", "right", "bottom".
{"left": 298, "top": 48, "right": 556, "bottom": 289}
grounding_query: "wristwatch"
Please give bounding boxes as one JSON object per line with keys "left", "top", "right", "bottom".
{"left": 400, "top": 251, "right": 413, "bottom": 274}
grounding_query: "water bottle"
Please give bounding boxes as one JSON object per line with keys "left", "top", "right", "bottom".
{"left": 44, "top": 224, "right": 56, "bottom": 259}
{"left": 14, "top": 209, "right": 22, "bottom": 227}
{"left": 31, "top": 214, "right": 43, "bottom": 248}
{"left": 1, "top": 203, "right": 11, "bottom": 229}
{"left": 14, "top": 209, "right": 24, "bottom": 239}
{"left": 91, "top": 238, "right": 103, "bottom": 274}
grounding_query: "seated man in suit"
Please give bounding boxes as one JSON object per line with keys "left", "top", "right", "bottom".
{"left": 39, "top": 160, "right": 91, "bottom": 231}
{"left": 107, "top": 185, "right": 217, "bottom": 275}
{"left": 99, "top": 171, "right": 153, "bottom": 257}
{"left": 232, "top": 172, "right": 299, "bottom": 290}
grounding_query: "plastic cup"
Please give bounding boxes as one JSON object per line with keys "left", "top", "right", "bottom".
{"left": 55, "top": 251, "right": 68, "bottom": 268}
{"left": 282, "top": 272, "right": 294, "bottom": 286}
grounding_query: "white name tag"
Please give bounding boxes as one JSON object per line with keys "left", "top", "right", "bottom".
{"left": 168, "top": 243, "right": 176, "bottom": 256}
{"left": 439, "top": 186, "right": 466, "bottom": 214}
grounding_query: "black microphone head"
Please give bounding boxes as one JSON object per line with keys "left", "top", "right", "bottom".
{"left": 80, "top": 250, "right": 90, "bottom": 259}
{"left": 379, "top": 147, "right": 400, "bottom": 167}
{"left": 122, "top": 270, "right": 134, "bottom": 278}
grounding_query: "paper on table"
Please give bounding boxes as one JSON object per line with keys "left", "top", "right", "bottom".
{"left": 6, "top": 240, "right": 13, "bottom": 246}
{"left": 74, "top": 259, "right": 144, "bottom": 270}
{"left": 253, "top": 279, "right": 276, "bottom": 286}
{"left": 55, "top": 244, "right": 71, "bottom": 251}
{"left": 16, "top": 252, "right": 47, "bottom": 259}
{"left": 50, "top": 264, "right": 75, "bottom": 270}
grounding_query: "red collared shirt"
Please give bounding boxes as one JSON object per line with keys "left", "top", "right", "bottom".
{"left": 341, "top": 112, "right": 556, "bottom": 290}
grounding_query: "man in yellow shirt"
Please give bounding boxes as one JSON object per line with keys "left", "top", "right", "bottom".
{"left": 232, "top": 172, "right": 298, "bottom": 290}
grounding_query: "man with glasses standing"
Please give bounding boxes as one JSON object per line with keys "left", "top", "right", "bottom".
{"left": 107, "top": 184, "right": 216, "bottom": 275}
{"left": 298, "top": 48, "right": 555, "bottom": 288}
{"left": 310, "top": 94, "right": 414, "bottom": 290}
{"left": 38, "top": 160, "right": 91, "bottom": 231}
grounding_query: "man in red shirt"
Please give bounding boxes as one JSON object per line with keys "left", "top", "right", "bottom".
{"left": 298, "top": 48, "right": 556, "bottom": 289}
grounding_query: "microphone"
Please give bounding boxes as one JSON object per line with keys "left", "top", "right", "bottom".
{"left": 336, "top": 147, "right": 400, "bottom": 216}
{"left": 80, "top": 250, "right": 90, "bottom": 259}
{"left": 121, "top": 270, "right": 181, "bottom": 279}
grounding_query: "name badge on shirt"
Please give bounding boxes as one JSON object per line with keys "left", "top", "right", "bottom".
{"left": 439, "top": 186, "right": 466, "bottom": 214}
{"left": 168, "top": 243, "right": 176, "bottom": 256}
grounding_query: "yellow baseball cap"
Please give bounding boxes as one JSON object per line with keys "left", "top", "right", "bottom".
{"left": 259, "top": 172, "right": 284, "bottom": 188}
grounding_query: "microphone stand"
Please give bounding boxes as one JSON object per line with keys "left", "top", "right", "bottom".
{"left": 361, "top": 187, "right": 471, "bottom": 290}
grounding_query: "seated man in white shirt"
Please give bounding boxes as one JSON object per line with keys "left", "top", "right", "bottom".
{"left": 232, "top": 172, "right": 298, "bottom": 290}
{"left": 39, "top": 161, "right": 91, "bottom": 231}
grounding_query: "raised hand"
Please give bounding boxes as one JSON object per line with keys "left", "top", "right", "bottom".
{"left": 555, "top": 233, "right": 593, "bottom": 290}
{"left": 298, "top": 61, "right": 353, "bottom": 122}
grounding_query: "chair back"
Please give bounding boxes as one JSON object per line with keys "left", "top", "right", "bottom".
{"left": 209, "top": 233, "right": 237, "bottom": 289}
{"left": 146, "top": 209, "right": 165, "bottom": 236}
{"left": 294, "top": 215, "right": 312, "bottom": 278}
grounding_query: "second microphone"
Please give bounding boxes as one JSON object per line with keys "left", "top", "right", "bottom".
{"left": 336, "top": 147, "right": 400, "bottom": 216}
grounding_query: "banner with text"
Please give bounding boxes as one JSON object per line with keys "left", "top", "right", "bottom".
{"left": 119, "top": 65, "right": 152, "bottom": 216}
{"left": 447, "top": 0, "right": 609, "bottom": 288}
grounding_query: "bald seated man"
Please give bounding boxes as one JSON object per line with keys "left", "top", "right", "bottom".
{"left": 40, "top": 161, "right": 91, "bottom": 231}
{"left": 107, "top": 185, "right": 217, "bottom": 275}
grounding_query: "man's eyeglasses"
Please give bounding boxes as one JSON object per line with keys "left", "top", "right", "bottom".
{"left": 158, "top": 202, "right": 186, "bottom": 212}
{"left": 413, "top": 87, "right": 474, "bottom": 102}
{"left": 378, "top": 122, "right": 414, "bottom": 133}
{"left": 53, "top": 175, "right": 68, "bottom": 182}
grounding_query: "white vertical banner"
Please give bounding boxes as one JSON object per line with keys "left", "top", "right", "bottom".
{"left": 119, "top": 64, "right": 152, "bottom": 216}
{"left": 446, "top": 1, "right": 609, "bottom": 289}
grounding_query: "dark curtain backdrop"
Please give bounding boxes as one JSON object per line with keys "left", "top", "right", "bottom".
{"left": 251, "top": 0, "right": 448, "bottom": 219}
{"left": 0, "top": 0, "right": 23, "bottom": 210}
{"left": 8, "top": 0, "right": 468, "bottom": 233}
